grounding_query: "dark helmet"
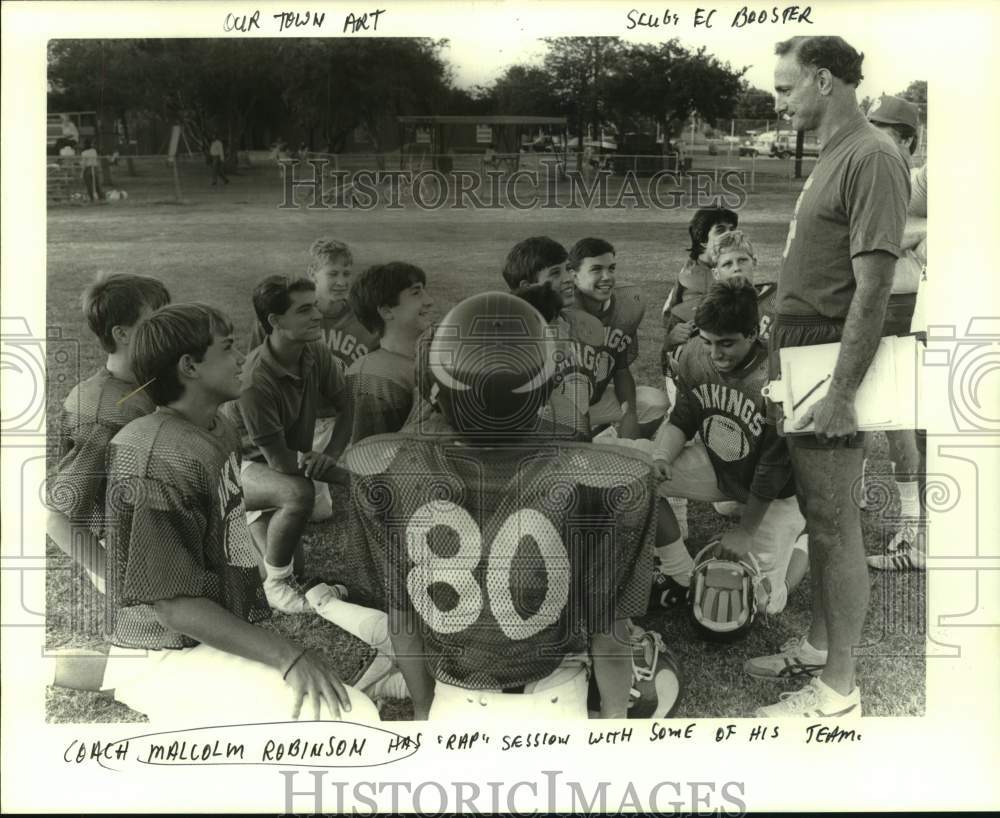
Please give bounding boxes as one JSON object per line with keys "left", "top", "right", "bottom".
{"left": 427, "top": 292, "right": 557, "bottom": 439}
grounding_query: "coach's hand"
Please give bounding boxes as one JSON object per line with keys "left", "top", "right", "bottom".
{"left": 795, "top": 389, "right": 858, "bottom": 439}
{"left": 284, "top": 648, "right": 352, "bottom": 720}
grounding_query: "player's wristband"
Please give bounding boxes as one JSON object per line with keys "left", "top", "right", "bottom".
{"left": 282, "top": 648, "right": 309, "bottom": 681}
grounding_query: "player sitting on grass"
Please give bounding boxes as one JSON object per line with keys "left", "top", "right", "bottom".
{"left": 570, "top": 237, "right": 668, "bottom": 439}
{"left": 336, "top": 292, "right": 655, "bottom": 720}
{"left": 45, "top": 273, "right": 170, "bottom": 694}
{"left": 224, "top": 275, "right": 353, "bottom": 614}
{"left": 661, "top": 207, "right": 739, "bottom": 360}
{"left": 47, "top": 273, "right": 172, "bottom": 597}
{"left": 247, "top": 238, "right": 377, "bottom": 521}
{"left": 101, "top": 303, "right": 378, "bottom": 724}
{"left": 501, "top": 235, "right": 605, "bottom": 440}
{"left": 606, "top": 278, "right": 808, "bottom": 615}
{"left": 342, "top": 262, "right": 434, "bottom": 444}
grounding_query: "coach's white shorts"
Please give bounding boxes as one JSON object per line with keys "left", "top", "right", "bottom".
{"left": 429, "top": 655, "right": 590, "bottom": 721}
{"left": 103, "top": 642, "right": 379, "bottom": 726}
{"left": 589, "top": 385, "right": 669, "bottom": 428}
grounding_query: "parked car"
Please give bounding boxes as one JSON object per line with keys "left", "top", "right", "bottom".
{"left": 770, "top": 132, "right": 821, "bottom": 158}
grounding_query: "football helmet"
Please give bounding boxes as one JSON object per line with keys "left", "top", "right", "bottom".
{"left": 587, "top": 626, "right": 683, "bottom": 718}
{"left": 689, "top": 542, "right": 766, "bottom": 642}
{"left": 427, "top": 292, "right": 558, "bottom": 438}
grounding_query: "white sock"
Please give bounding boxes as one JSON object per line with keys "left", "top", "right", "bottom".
{"left": 814, "top": 676, "right": 856, "bottom": 700}
{"left": 654, "top": 537, "right": 693, "bottom": 585}
{"left": 265, "top": 560, "right": 293, "bottom": 582}
{"left": 793, "top": 531, "right": 809, "bottom": 554}
{"left": 897, "top": 480, "right": 920, "bottom": 519}
{"left": 666, "top": 495, "right": 689, "bottom": 540}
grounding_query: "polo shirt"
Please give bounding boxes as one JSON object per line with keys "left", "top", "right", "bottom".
{"left": 225, "top": 337, "right": 346, "bottom": 462}
{"left": 776, "top": 109, "right": 910, "bottom": 319}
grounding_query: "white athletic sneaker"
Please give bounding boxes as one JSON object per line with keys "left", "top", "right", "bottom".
{"left": 304, "top": 581, "right": 349, "bottom": 609}
{"left": 755, "top": 677, "right": 862, "bottom": 718}
{"left": 867, "top": 524, "right": 926, "bottom": 571}
{"left": 744, "top": 636, "right": 827, "bottom": 681}
{"left": 264, "top": 574, "right": 314, "bottom": 614}
{"left": 309, "top": 481, "right": 333, "bottom": 522}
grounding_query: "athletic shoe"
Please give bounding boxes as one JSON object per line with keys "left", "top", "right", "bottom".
{"left": 744, "top": 636, "right": 827, "bottom": 681}
{"left": 303, "top": 580, "right": 349, "bottom": 609}
{"left": 309, "top": 481, "right": 334, "bottom": 522}
{"left": 754, "top": 677, "right": 862, "bottom": 718}
{"left": 867, "top": 525, "right": 926, "bottom": 571}
{"left": 264, "top": 574, "right": 315, "bottom": 614}
{"left": 712, "top": 500, "right": 742, "bottom": 519}
{"left": 648, "top": 570, "right": 688, "bottom": 610}
{"left": 627, "top": 628, "right": 682, "bottom": 718}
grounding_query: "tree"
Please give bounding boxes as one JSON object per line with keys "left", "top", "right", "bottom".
{"left": 476, "top": 65, "right": 560, "bottom": 116}
{"left": 897, "top": 80, "right": 927, "bottom": 105}
{"left": 860, "top": 95, "right": 874, "bottom": 115}
{"left": 734, "top": 86, "right": 776, "bottom": 120}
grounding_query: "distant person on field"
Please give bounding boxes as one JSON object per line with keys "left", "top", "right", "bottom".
{"left": 209, "top": 134, "right": 229, "bottom": 186}
{"left": 80, "top": 139, "right": 103, "bottom": 201}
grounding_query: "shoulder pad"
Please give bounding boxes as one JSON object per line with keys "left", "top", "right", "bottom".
{"left": 611, "top": 284, "right": 646, "bottom": 331}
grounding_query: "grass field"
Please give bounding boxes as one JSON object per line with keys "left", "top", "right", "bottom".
{"left": 45, "top": 163, "right": 926, "bottom": 722}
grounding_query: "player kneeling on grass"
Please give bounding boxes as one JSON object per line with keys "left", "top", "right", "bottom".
{"left": 331, "top": 292, "right": 656, "bottom": 720}
{"left": 342, "top": 262, "right": 434, "bottom": 444}
{"left": 224, "top": 276, "right": 353, "bottom": 614}
{"left": 101, "top": 303, "right": 378, "bottom": 724}
{"left": 603, "top": 278, "right": 808, "bottom": 616}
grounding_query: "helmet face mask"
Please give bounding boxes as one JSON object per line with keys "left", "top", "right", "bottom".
{"left": 427, "top": 292, "right": 559, "bottom": 441}
{"left": 689, "top": 542, "right": 766, "bottom": 642}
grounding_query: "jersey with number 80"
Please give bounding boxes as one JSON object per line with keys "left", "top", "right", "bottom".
{"left": 344, "top": 435, "right": 656, "bottom": 690}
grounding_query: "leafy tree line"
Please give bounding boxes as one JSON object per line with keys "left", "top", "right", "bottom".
{"left": 48, "top": 37, "right": 775, "bottom": 159}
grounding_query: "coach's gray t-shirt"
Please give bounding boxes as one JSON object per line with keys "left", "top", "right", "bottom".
{"left": 776, "top": 109, "right": 910, "bottom": 319}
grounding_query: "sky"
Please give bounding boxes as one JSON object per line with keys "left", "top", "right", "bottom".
{"left": 439, "top": 2, "right": 941, "bottom": 102}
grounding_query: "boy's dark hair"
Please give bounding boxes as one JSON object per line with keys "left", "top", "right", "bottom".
{"left": 514, "top": 281, "right": 563, "bottom": 323}
{"left": 567, "top": 237, "right": 615, "bottom": 270}
{"left": 502, "top": 237, "right": 567, "bottom": 290}
{"left": 695, "top": 278, "right": 759, "bottom": 338}
{"left": 82, "top": 273, "right": 171, "bottom": 353}
{"left": 307, "top": 238, "right": 354, "bottom": 274}
{"left": 687, "top": 208, "right": 739, "bottom": 261}
{"left": 884, "top": 124, "right": 919, "bottom": 155}
{"left": 132, "top": 303, "right": 234, "bottom": 406}
{"left": 775, "top": 36, "right": 864, "bottom": 87}
{"left": 252, "top": 276, "right": 316, "bottom": 336}
{"left": 349, "top": 262, "right": 427, "bottom": 336}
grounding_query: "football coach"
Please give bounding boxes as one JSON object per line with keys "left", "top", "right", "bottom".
{"left": 746, "top": 36, "right": 910, "bottom": 717}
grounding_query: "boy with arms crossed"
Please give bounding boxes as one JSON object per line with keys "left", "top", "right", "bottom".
{"left": 102, "top": 303, "right": 377, "bottom": 723}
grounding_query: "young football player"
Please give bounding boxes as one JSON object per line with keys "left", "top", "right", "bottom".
{"left": 47, "top": 273, "right": 172, "bottom": 595}
{"left": 224, "top": 276, "right": 353, "bottom": 614}
{"left": 101, "top": 303, "right": 378, "bottom": 723}
{"left": 605, "top": 279, "right": 808, "bottom": 615}
{"left": 246, "top": 239, "right": 377, "bottom": 520}
{"left": 45, "top": 273, "right": 170, "bottom": 693}
{"left": 661, "top": 207, "right": 739, "bottom": 362}
{"left": 501, "top": 236, "right": 605, "bottom": 439}
{"left": 342, "top": 263, "right": 433, "bottom": 444}
{"left": 340, "top": 292, "right": 656, "bottom": 720}
{"left": 569, "top": 237, "right": 668, "bottom": 439}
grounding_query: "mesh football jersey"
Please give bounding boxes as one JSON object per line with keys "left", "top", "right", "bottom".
{"left": 49, "top": 369, "right": 155, "bottom": 535}
{"left": 247, "top": 299, "right": 378, "bottom": 372}
{"left": 575, "top": 284, "right": 646, "bottom": 402}
{"left": 668, "top": 339, "right": 793, "bottom": 502}
{"left": 105, "top": 408, "right": 270, "bottom": 650}
{"left": 343, "top": 435, "right": 656, "bottom": 689}
{"left": 345, "top": 348, "right": 416, "bottom": 444}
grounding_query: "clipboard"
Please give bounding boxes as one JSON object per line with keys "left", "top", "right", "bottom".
{"left": 760, "top": 334, "right": 922, "bottom": 436}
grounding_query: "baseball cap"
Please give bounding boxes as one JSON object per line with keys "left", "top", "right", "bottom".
{"left": 867, "top": 95, "right": 920, "bottom": 131}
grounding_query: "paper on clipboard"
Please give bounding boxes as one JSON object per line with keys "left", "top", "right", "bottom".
{"left": 762, "top": 334, "right": 921, "bottom": 436}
